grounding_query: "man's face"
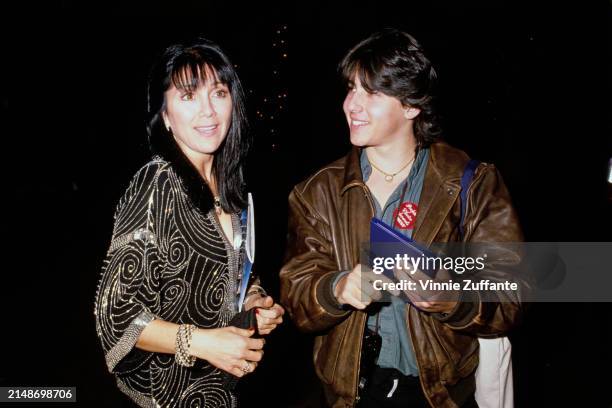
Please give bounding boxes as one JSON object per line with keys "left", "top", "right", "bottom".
{"left": 342, "top": 76, "right": 417, "bottom": 147}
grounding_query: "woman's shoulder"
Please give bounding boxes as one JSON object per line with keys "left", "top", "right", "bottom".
{"left": 127, "top": 156, "right": 175, "bottom": 187}
{"left": 116, "top": 157, "right": 176, "bottom": 207}
{"left": 138, "top": 155, "right": 170, "bottom": 176}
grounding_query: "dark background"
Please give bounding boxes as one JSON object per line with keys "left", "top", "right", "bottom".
{"left": 2, "top": 1, "right": 611, "bottom": 407}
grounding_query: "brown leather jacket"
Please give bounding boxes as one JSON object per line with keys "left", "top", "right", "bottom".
{"left": 280, "top": 142, "right": 525, "bottom": 408}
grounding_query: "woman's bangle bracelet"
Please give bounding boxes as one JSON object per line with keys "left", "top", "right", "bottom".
{"left": 175, "top": 324, "right": 196, "bottom": 367}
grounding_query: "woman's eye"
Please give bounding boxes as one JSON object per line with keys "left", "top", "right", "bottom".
{"left": 214, "top": 89, "right": 228, "bottom": 98}
{"left": 180, "top": 92, "right": 195, "bottom": 101}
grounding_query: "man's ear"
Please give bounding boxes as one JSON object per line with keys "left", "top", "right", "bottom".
{"left": 404, "top": 106, "right": 421, "bottom": 120}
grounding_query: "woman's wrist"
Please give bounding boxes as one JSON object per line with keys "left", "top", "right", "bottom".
{"left": 189, "top": 328, "right": 212, "bottom": 361}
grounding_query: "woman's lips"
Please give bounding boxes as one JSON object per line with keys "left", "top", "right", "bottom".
{"left": 194, "top": 125, "right": 219, "bottom": 135}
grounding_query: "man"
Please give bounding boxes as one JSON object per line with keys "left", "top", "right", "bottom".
{"left": 280, "top": 29, "right": 524, "bottom": 407}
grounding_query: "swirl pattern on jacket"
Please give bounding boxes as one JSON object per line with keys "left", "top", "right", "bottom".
{"left": 95, "top": 158, "right": 241, "bottom": 407}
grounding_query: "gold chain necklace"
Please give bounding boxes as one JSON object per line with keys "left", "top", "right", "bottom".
{"left": 369, "top": 155, "right": 415, "bottom": 182}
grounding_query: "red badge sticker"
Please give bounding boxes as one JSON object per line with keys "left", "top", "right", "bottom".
{"left": 393, "top": 202, "right": 418, "bottom": 230}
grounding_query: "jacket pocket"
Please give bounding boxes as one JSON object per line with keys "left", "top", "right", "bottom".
{"left": 314, "top": 335, "right": 334, "bottom": 385}
{"left": 315, "top": 317, "right": 356, "bottom": 391}
{"left": 432, "top": 321, "right": 478, "bottom": 384}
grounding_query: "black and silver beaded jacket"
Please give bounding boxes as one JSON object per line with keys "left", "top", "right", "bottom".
{"left": 95, "top": 157, "right": 242, "bottom": 407}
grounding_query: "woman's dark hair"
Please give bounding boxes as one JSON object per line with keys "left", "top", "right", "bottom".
{"left": 340, "top": 28, "right": 441, "bottom": 148}
{"left": 147, "top": 37, "right": 250, "bottom": 214}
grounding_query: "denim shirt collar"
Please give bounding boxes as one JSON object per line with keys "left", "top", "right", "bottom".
{"left": 360, "top": 147, "right": 429, "bottom": 186}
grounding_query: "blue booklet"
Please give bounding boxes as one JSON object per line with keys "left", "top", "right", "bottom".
{"left": 369, "top": 218, "right": 439, "bottom": 279}
{"left": 238, "top": 193, "right": 255, "bottom": 312}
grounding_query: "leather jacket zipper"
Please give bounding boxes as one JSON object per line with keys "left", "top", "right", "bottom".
{"left": 353, "top": 313, "right": 366, "bottom": 405}
{"left": 353, "top": 184, "right": 375, "bottom": 405}
{"left": 358, "top": 182, "right": 436, "bottom": 406}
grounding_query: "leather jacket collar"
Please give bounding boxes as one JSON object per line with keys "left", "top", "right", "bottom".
{"left": 340, "top": 143, "right": 470, "bottom": 245}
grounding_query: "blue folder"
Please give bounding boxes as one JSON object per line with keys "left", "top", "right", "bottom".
{"left": 369, "top": 218, "right": 439, "bottom": 279}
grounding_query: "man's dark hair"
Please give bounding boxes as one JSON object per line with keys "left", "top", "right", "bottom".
{"left": 147, "top": 37, "right": 250, "bottom": 214}
{"left": 340, "top": 28, "right": 441, "bottom": 148}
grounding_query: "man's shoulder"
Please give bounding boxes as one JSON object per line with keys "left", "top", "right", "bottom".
{"left": 430, "top": 142, "right": 479, "bottom": 178}
{"left": 429, "top": 141, "right": 502, "bottom": 188}
{"left": 430, "top": 141, "right": 469, "bottom": 163}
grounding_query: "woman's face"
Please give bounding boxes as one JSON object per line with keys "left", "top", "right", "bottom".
{"left": 162, "top": 67, "right": 233, "bottom": 166}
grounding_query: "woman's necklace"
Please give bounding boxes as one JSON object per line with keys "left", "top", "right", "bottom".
{"left": 369, "top": 154, "right": 416, "bottom": 182}
{"left": 206, "top": 173, "right": 222, "bottom": 215}
{"left": 213, "top": 196, "right": 222, "bottom": 215}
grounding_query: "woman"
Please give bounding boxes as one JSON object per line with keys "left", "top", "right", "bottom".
{"left": 95, "top": 38, "right": 284, "bottom": 407}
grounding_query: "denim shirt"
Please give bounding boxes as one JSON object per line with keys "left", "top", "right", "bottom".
{"left": 362, "top": 147, "right": 430, "bottom": 376}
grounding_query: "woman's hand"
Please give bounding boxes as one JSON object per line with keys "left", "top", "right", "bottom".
{"left": 190, "top": 326, "right": 264, "bottom": 377}
{"left": 245, "top": 295, "right": 285, "bottom": 335}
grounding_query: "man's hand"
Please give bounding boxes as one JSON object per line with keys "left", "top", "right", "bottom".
{"left": 394, "top": 267, "right": 459, "bottom": 313}
{"left": 333, "top": 264, "right": 399, "bottom": 309}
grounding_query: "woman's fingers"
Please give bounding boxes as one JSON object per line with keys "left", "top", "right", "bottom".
{"left": 254, "top": 301, "right": 285, "bottom": 336}
{"left": 245, "top": 337, "right": 265, "bottom": 350}
{"left": 228, "top": 359, "right": 258, "bottom": 376}
{"left": 256, "top": 314, "right": 283, "bottom": 329}
{"left": 229, "top": 367, "right": 245, "bottom": 377}
{"left": 256, "top": 313, "right": 283, "bottom": 326}
{"left": 256, "top": 307, "right": 283, "bottom": 319}
{"left": 243, "top": 349, "right": 263, "bottom": 362}
{"left": 197, "top": 327, "right": 269, "bottom": 377}
{"left": 257, "top": 324, "right": 279, "bottom": 334}
{"left": 249, "top": 295, "right": 274, "bottom": 310}
{"left": 229, "top": 326, "right": 256, "bottom": 337}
